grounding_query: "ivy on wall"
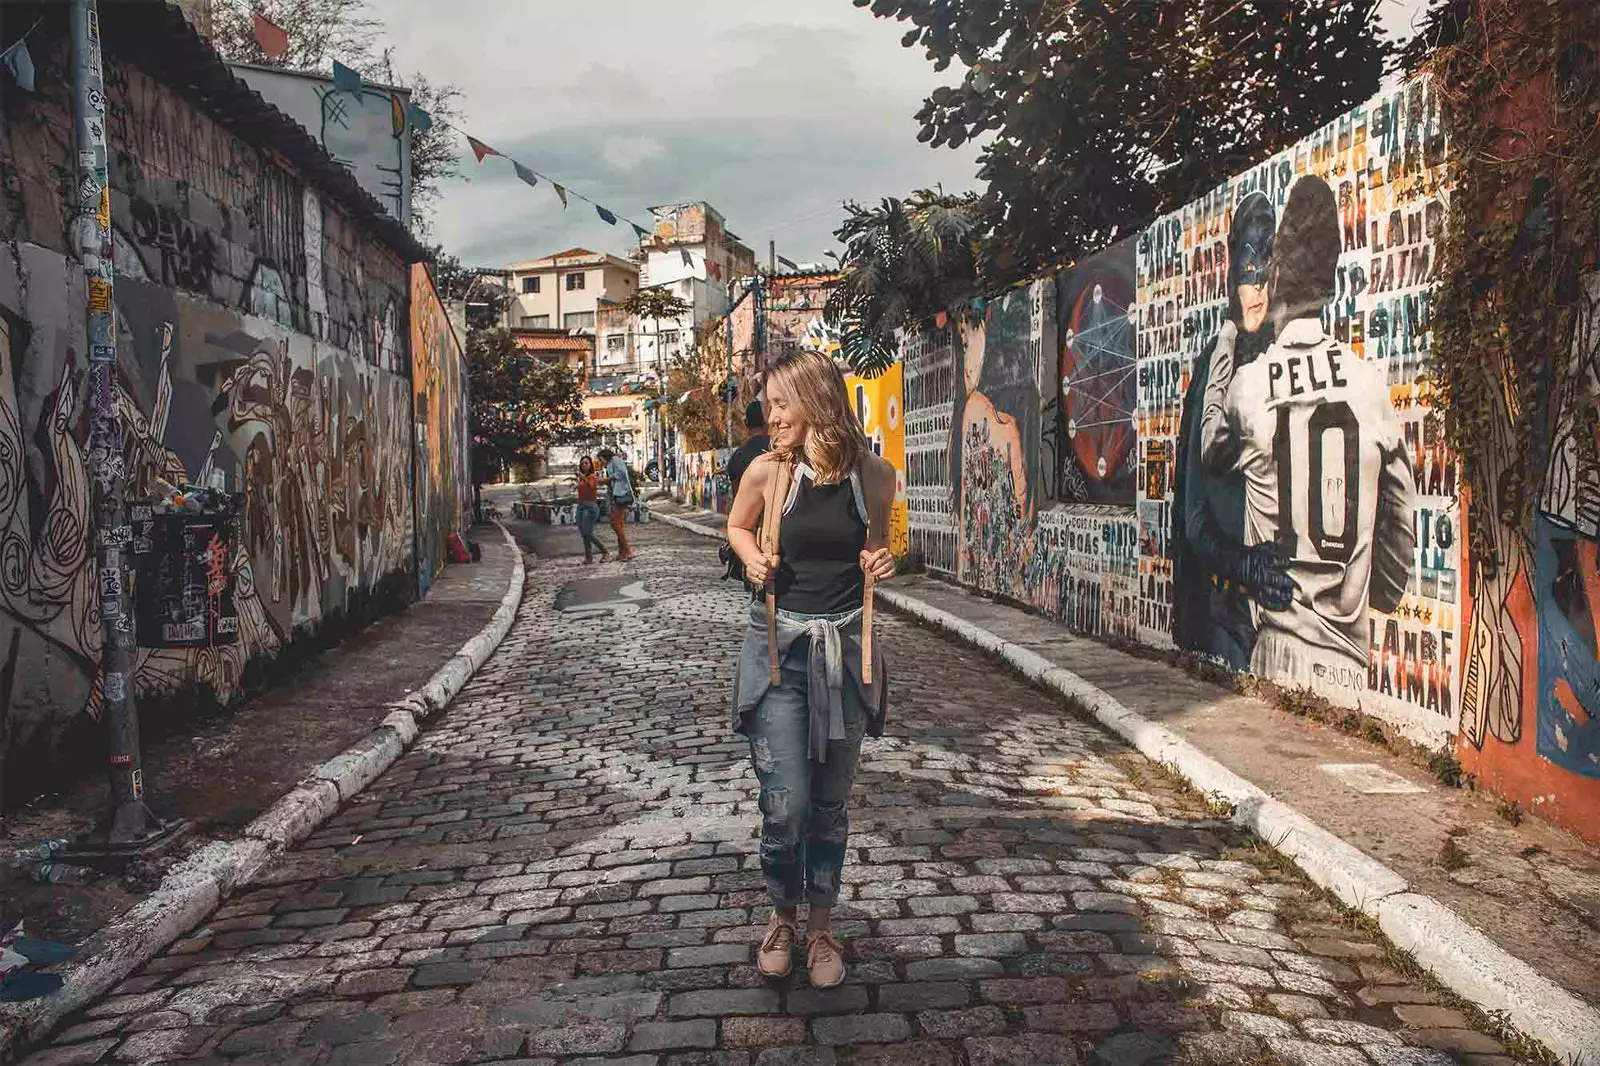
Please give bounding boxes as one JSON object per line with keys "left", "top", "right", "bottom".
{"left": 1423, "top": 0, "right": 1600, "bottom": 569}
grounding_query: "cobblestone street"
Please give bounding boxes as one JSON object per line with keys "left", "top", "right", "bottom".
{"left": 26, "top": 524, "right": 1514, "bottom": 1066}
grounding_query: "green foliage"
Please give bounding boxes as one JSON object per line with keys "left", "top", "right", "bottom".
{"left": 621, "top": 286, "right": 693, "bottom": 327}
{"left": 825, "top": 188, "right": 991, "bottom": 377}
{"left": 1422, "top": 0, "right": 1600, "bottom": 567}
{"left": 465, "top": 328, "right": 589, "bottom": 484}
{"left": 425, "top": 247, "right": 506, "bottom": 329}
{"left": 858, "top": 0, "right": 1391, "bottom": 287}
{"left": 662, "top": 322, "right": 748, "bottom": 453}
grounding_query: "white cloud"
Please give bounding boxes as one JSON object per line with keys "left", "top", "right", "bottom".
{"left": 601, "top": 135, "right": 666, "bottom": 172}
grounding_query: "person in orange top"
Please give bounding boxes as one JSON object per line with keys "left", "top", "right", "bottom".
{"left": 574, "top": 455, "right": 610, "bottom": 563}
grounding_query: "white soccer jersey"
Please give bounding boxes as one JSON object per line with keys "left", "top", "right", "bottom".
{"left": 1202, "top": 318, "right": 1415, "bottom": 693}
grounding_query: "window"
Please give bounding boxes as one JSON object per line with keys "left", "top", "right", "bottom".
{"left": 521, "top": 315, "right": 550, "bottom": 328}
{"left": 564, "top": 311, "right": 596, "bottom": 330}
{"left": 521, "top": 276, "right": 540, "bottom": 294}
{"left": 661, "top": 330, "right": 680, "bottom": 346}
{"left": 566, "top": 272, "right": 586, "bottom": 291}
{"left": 607, "top": 335, "right": 626, "bottom": 352}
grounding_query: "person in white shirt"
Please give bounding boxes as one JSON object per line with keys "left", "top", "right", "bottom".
{"left": 1201, "top": 175, "right": 1415, "bottom": 697}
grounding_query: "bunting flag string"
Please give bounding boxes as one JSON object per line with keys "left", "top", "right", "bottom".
{"left": 447, "top": 122, "right": 659, "bottom": 242}
{"left": 331, "top": 59, "right": 362, "bottom": 94}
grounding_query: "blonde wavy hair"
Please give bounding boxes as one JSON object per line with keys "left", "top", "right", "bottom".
{"left": 765, "top": 348, "right": 868, "bottom": 484}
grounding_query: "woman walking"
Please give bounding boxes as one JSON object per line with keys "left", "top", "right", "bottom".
{"left": 598, "top": 448, "right": 636, "bottom": 562}
{"left": 575, "top": 456, "right": 610, "bottom": 563}
{"left": 727, "top": 349, "right": 897, "bottom": 988}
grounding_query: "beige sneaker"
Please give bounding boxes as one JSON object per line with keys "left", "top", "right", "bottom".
{"left": 757, "top": 913, "right": 798, "bottom": 978}
{"left": 805, "top": 930, "right": 846, "bottom": 988}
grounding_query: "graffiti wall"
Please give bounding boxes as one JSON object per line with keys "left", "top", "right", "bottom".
{"left": 0, "top": 36, "right": 420, "bottom": 796}
{"left": 234, "top": 66, "right": 413, "bottom": 224}
{"left": 904, "top": 76, "right": 1465, "bottom": 744}
{"left": 410, "top": 265, "right": 469, "bottom": 594}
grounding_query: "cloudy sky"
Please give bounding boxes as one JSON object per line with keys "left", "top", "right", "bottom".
{"left": 384, "top": 0, "right": 1431, "bottom": 270}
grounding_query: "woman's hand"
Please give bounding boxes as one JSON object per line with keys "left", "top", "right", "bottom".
{"left": 860, "top": 547, "right": 895, "bottom": 582}
{"left": 744, "top": 552, "right": 778, "bottom": 588}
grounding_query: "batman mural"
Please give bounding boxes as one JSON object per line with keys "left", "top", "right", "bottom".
{"left": 1170, "top": 191, "right": 1295, "bottom": 667}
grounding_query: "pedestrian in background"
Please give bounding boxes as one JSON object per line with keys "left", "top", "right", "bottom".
{"left": 725, "top": 399, "right": 771, "bottom": 498}
{"left": 598, "top": 447, "right": 636, "bottom": 562}
{"left": 574, "top": 455, "right": 610, "bottom": 564}
{"left": 726, "top": 349, "right": 897, "bottom": 988}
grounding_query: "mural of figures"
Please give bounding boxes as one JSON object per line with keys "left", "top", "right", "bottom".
{"left": 954, "top": 288, "right": 1042, "bottom": 591}
{"left": 1136, "top": 75, "right": 1457, "bottom": 745}
{"left": 1049, "top": 238, "right": 1138, "bottom": 505}
{"left": 1199, "top": 174, "right": 1416, "bottom": 702}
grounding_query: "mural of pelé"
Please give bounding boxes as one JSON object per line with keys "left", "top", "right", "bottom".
{"left": 1199, "top": 175, "right": 1415, "bottom": 697}
{"left": 1171, "top": 191, "right": 1294, "bottom": 668}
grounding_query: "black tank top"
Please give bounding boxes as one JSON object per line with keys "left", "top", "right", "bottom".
{"left": 774, "top": 473, "right": 867, "bottom": 615}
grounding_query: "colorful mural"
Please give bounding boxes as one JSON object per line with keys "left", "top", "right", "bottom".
{"left": 905, "top": 76, "right": 1469, "bottom": 750}
{"left": 410, "top": 265, "right": 469, "bottom": 594}
{"left": 846, "top": 364, "right": 910, "bottom": 556}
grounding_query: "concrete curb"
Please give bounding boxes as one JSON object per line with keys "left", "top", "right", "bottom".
{"left": 0, "top": 522, "right": 526, "bottom": 1064}
{"left": 647, "top": 503, "right": 1600, "bottom": 1064}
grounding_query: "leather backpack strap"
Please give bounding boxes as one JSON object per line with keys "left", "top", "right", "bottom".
{"left": 761, "top": 455, "right": 791, "bottom": 685}
{"left": 858, "top": 462, "right": 875, "bottom": 684}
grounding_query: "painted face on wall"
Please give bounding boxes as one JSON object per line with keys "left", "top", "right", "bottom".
{"left": 1237, "top": 282, "right": 1269, "bottom": 332}
{"left": 963, "top": 319, "right": 987, "bottom": 394}
{"left": 1230, "top": 192, "right": 1277, "bottom": 337}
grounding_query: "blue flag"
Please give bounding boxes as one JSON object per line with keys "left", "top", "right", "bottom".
{"left": 2, "top": 39, "right": 35, "bottom": 93}
{"left": 513, "top": 162, "right": 539, "bottom": 188}
{"left": 332, "top": 60, "right": 361, "bottom": 94}
{"left": 596, "top": 205, "right": 617, "bottom": 226}
{"left": 631, "top": 222, "right": 649, "bottom": 242}
{"left": 680, "top": 249, "right": 694, "bottom": 268}
{"left": 407, "top": 104, "right": 433, "bottom": 133}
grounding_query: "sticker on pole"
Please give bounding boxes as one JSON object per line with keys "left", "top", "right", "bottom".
{"left": 131, "top": 769, "right": 144, "bottom": 799}
{"left": 88, "top": 278, "right": 112, "bottom": 315}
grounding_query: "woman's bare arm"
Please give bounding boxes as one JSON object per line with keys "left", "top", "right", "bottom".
{"left": 728, "top": 454, "right": 776, "bottom": 586}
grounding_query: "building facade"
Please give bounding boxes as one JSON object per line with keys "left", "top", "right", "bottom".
{"left": 506, "top": 247, "right": 638, "bottom": 341}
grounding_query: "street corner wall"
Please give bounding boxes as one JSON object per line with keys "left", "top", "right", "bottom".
{"left": 1453, "top": 279, "right": 1600, "bottom": 839}
{"left": 411, "top": 264, "right": 469, "bottom": 594}
{"left": 846, "top": 365, "right": 910, "bottom": 557}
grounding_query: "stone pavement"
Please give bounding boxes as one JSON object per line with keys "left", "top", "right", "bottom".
{"left": 23, "top": 521, "right": 1519, "bottom": 1065}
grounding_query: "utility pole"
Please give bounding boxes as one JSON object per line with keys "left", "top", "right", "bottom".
{"left": 74, "top": 0, "right": 152, "bottom": 844}
{"left": 768, "top": 239, "right": 776, "bottom": 276}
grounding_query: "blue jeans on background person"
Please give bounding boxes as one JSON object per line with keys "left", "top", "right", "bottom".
{"left": 747, "top": 633, "right": 867, "bottom": 910}
{"left": 576, "top": 502, "right": 607, "bottom": 559}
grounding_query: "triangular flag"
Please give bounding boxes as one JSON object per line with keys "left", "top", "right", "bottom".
{"left": 631, "top": 223, "right": 649, "bottom": 242}
{"left": 553, "top": 184, "right": 568, "bottom": 208}
{"left": 513, "top": 162, "right": 538, "bottom": 188}
{"left": 467, "top": 136, "right": 499, "bottom": 163}
{"left": 935, "top": 310, "right": 949, "bottom": 329}
{"left": 680, "top": 249, "right": 694, "bottom": 268}
{"left": 2, "top": 39, "right": 35, "bottom": 92}
{"left": 596, "top": 205, "right": 618, "bottom": 226}
{"left": 252, "top": 12, "right": 289, "bottom": 60}
{"left": 332, "top": 59, "right": 361, "bottom": 94}
{"left": 407, "top": 104, "right": 433, "bottom": 134}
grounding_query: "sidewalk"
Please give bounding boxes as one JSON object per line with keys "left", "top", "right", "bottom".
{"left": 651, "top": 499, "right": 1600, "bottom": 1061}
{"left": 1, "top": 525, "right": 520, "bottom": 953}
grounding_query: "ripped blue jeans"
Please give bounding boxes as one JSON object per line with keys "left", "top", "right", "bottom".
{"left": 748, "top": 633, "right": 867, "bottom": 910}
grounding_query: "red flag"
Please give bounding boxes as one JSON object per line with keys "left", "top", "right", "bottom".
{"left": 467, "top": 136, "right": 500, "bottom": 163}
{"left": 252, "top": 12, "right": 289, "bottom": 60}
{"left": 935, "top": 310, "right": 949, "bottom": 330}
